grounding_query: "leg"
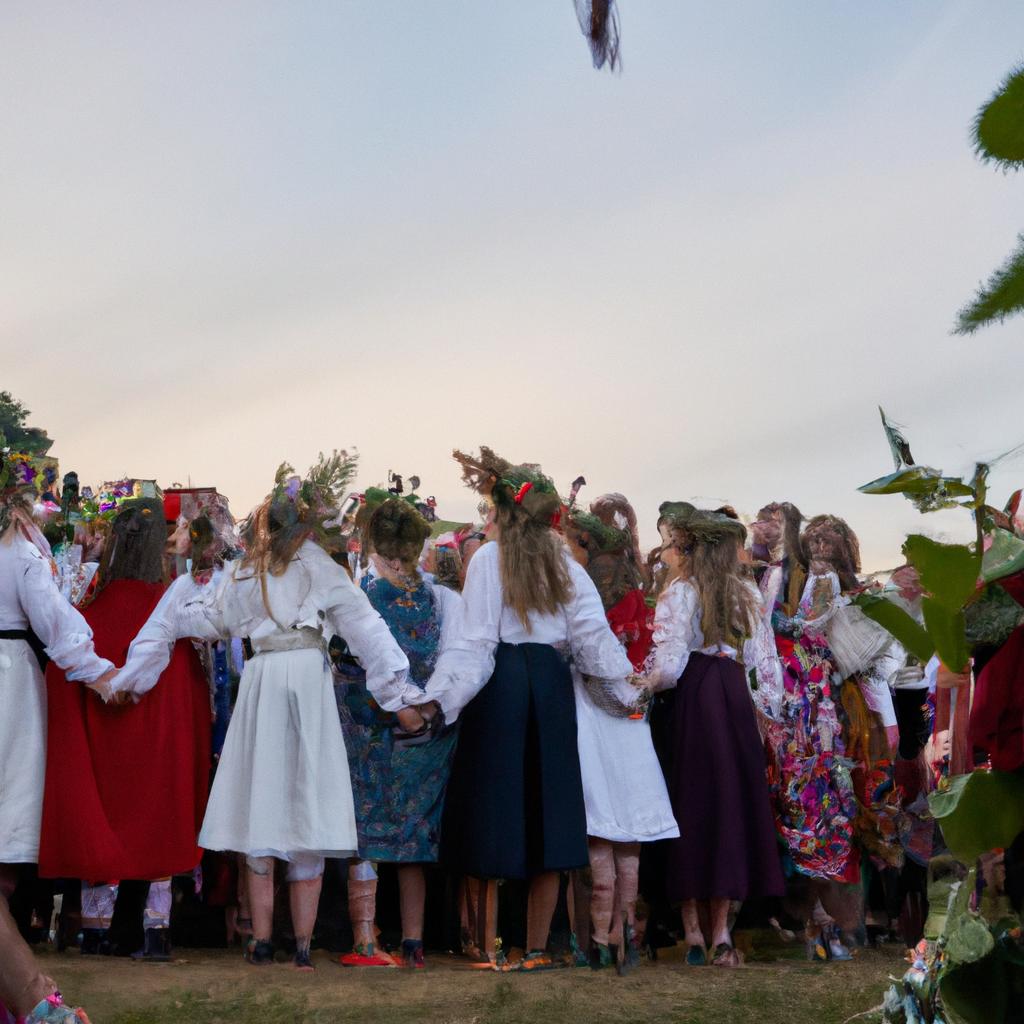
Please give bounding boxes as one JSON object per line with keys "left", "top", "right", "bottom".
{"left": 568, "top": 868, "right": 593, "bottom": 964}
{"left": 525, "top": 871, "right": 560, "bottom": 953}
{"left": 681, "top": 899, "right": 705, "bottom": 952}
{"left": 133, "top": 880, "right": 172, "bottom": 961}
{"left": 709, "top": 898, "right": 731, "bottom": 948}
{"left": 463, "top": 876, "right": 497, "bottom": 962}
{"left": 588, "top": 839, "right": 615, "bottom": 948}
{"left": 346, "top": 860, "right": 377, "bottom": 954}
{"left": 286, "top": 855, "right": 324, "bottom": 970}
{"left": 397, "top": 865, "right": 426, "bottom": 942}
{"left": 0, "top": 889, "right": 57, "bottom": 1018}
{"left": 245, "top": 856, "right": 275, "bottom": 963}
{"left": 612, "top": 842, "right": 641, "bottom": 969}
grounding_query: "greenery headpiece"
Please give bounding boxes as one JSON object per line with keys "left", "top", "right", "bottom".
{"left": 568, "top": 508, "right": 631, "bottom": 553}
{"left": 659, "top": 501, "right": 746, "bottom": 546}
{"left": 452, "top": 447, "right": 562, "bottom": 526}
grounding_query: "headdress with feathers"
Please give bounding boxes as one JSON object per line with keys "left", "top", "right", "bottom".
{"left": 453, "top": 447, "right": 561, "bottom": 527}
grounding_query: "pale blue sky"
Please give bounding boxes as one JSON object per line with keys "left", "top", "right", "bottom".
{"left": 4, "top": 2, "right": 1024, "bottom": 565}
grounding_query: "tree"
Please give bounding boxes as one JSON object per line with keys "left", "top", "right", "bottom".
{"left": 956, "top": 66, "right": 1024, "bottom": 333}
{"left": 0, "top": 391, "right": 53, "bottom": 455}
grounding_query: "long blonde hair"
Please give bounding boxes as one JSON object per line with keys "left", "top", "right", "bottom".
{"left": 667, "top": 520, "right": 758, "bottom": 648}
{"left": 495, "top": 501, "right": 573, "bottom": 630}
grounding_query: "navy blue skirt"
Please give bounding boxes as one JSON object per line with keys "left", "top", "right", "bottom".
{"left": 442, "top": 642, "right": 589, "bottom": 880}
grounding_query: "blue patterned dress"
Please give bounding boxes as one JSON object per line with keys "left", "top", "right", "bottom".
{"left": 334, "top": 575, "right": 458, "bottom": 863}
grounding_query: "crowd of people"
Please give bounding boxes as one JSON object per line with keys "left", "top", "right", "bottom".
{"left": 0, "top": 444, "right": 957, "bottom": 1024}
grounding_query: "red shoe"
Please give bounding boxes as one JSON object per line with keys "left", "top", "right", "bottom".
{"left": 338, "top": 945, "right": 396, "bottom": 967}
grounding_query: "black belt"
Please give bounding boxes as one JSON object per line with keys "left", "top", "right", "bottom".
{"left": 0, "top": 628, "right": 49, "bottom": 671}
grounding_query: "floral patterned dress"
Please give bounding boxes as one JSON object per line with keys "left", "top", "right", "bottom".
{"left": 336, "top": 574, "right": 461, "bottom": 863}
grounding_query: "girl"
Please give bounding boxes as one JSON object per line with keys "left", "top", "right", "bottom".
{"left": 426, "top": 448, "right": 635, "bottom": 970}
{"left": 634, "top": 503, "right": 784, "bottom": 967}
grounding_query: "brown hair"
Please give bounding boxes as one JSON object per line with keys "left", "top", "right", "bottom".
{"left": 494, "top": 498, "right": 573, "bottom": 630}
{"left": 240, "top": 497, "right": 310, "bottom": 577}
{"left": 368, "top": 498, "right": 431, "bottom": 571}
{"left": 801, "top": 514, "right": 861, "bottom": 593}
{"left": 757, "top": 501, "right": 806, "bottom": 569}
{"left": 667, "top": 521, "right": 759, "bottom": 648}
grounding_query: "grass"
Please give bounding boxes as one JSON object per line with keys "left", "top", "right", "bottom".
{"left": 38, "top": 944, "right": 898, "bottom": 1024}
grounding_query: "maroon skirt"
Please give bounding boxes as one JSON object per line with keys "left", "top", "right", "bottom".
{"left": 665, "top": 652, "right": 784, "bottom": 902}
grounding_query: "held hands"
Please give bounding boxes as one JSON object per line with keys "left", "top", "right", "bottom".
{"left": 85, "top": 668, "right": 135, "bottom": 706}
{"left": 935, "top": 662, "right": 972, "bottom": 690}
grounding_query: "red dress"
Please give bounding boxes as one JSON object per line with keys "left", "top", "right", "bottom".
{"left": 39, "top": 579, "right": 211, "bottom": 880}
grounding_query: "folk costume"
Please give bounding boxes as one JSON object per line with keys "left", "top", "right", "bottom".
{"left": 112, "top": 454, "right": 415, "bottom": 968}
{"left": 565, "top": 500, "right": 677, "bottom": 970}
{"left": 335, "top": 497, "right": 462, "bottom": 969}
{"left": 639, "top": 507, "right": 785, "bottom": 912}
{"left": 426, "top": 448, "right": 633, "bottom": 966}
{"left": 39, "top": 498, "right": 212, "bottom": 884}
{"left": 0, "top": 456, "right": 100, "bottom": 1024}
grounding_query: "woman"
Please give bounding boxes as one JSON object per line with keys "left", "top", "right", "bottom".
{"left": 111, "top": 454, "right": 426, "bottom": 970}
{"left": 565, "top": 501, "right": 678, "bottom": 972}
{"left": 426, "top": 447, "right": 634, "bottom": 970}
{"left": 634, "top": 503, "right": 784, "bottom": 967}
{"left": 0, "top": 455, "right": 109, "bottom": 1024}
{"left": 337, "top": 497, "right": 462, "bottom": 969}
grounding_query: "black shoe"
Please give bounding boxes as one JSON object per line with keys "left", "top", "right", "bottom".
{"left": 246, "top": 939, "right": 274, "bottom": 965}
{"left": 400, "top": 939, "right": 425, "bottom": 969}
{"left": 131, "top": 927, "right": 172, "bottom": 962}
{"left": 80, "top": 928, "right": 111, "bottom": 956}
{"left": 294, "top": 948, "right": 315, "bottom": 972}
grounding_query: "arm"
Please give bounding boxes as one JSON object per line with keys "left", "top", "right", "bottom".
{"left": 566, "top": 559, "right": 633, "bottom": 681}
{"left": 319, "top": 554, "right": 417, "bottom": 713}
{"left": 15, "top": 542, "right": 112, "bottom": 682}
{"left": 424, "top": 544, "right": 502, "bottom": 724}
{"left": 743, "top": 588, "right": 784, "bottom": 718}
{"left": 115, "top": 571, "right": 227, "bottom": 697}
{"left": 858, "top": 639, "right": 902, "bottom": 730}
{"left": 637, "top": 580, "right": 699, "bottom": 692}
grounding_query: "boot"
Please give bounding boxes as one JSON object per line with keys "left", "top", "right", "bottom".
{"left": 130, "top": 927, "right": 172, "bottom": 962}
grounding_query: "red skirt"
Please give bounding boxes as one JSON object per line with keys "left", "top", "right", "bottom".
{"left": 39, "top": 579, "right": 211, "bottom": 880}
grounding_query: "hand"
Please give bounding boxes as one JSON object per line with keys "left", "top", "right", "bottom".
{"left": 396, "top": 706, "right": 426, "bottom": 734}
{"left": 935, "top": 663, "right": 971, "bottom": 689}
{"left": 85, "top": 668, "right": 118, "bottom": 704}
{"left": 415, "top": 700, "right": 441, "bottom": 723}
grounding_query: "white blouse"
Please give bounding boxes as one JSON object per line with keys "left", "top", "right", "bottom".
{"left": 425, "top": 541, "right": 633, "bottom": 723}
{"left": 0, "top": 531, "right": 112, "bottom": 681}
{"left": 640, "top": 577, "right": 784, "bottom": 718}
{"left": 113, "top": 539, "right": 419, "bottom": 712}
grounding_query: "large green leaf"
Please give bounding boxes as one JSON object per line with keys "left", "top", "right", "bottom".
{"left": 940, "top": 956, "right": 1008, "bottom": 1024}
{"left": 928, "top": 770, "right": 1024, "bottom": 864}
{"left": 854, "top": 593, "right": 935, "bottom": 663}
{"left": 904, "top": 535, "right": 981, "bottom": 610}
{"left": 981, "top": 529, "right": 1024, "bottom": 585}
{"left": 859, "top": 466, "right": 972, "bottom": 499}
{"left": 922, "top": 599, "right": 970, "bottom": 672}
{"left": 955, "top": 233, "right": 1024, "bottom": 335}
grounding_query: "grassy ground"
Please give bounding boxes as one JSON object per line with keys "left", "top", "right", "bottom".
{"left": 39, "top": 942, "right": 902, "bottom": 1024}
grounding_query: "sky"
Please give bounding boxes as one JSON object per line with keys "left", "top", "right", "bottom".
{"left": 4, "top": 1, "right": 1024, "bottom": 566}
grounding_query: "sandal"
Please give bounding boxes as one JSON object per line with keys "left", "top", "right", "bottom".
{"left": 685, "top": 943, "right": 707, "bottom": 966}
{"left": 294, "top": 949, "right": 315, "bottom": 972}
{"left": 338, "top": 943, "right": 396, "bottom": 967}
{"left": 711, "top": 943, "right": 742, "bottom": 968}
{"left": 518, "top": 950, "right": 556, "bottom": 972}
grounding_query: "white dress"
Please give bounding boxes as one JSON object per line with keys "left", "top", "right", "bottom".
{"left": 0, "top": 531, "right": 113, "bottom": 862}
{"left": 427, "top": 542, "right": 678, "bottom": 844}
{"left": 115, "top": 540, "right": 415, "bottom": 861}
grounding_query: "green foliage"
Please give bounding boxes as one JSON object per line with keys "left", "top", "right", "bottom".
{"left": 0, "top": 390, "right": 53, "bottom": 455}
{"left": 982, "top": 525, "right": 1024, "bottom": 583}
{"left": 903, "top": 536, "right": 981, "bottom": 609}
{"left": 921, "top": 599, "right": 970, "bottom": 671}
{"left": 858, "top": 467, "right": 973, "bottom": 512}
{"left": 955, "top": 234, "right": 1024, "bottom": 335}
{"left": 973, "top": 65, "right": 1024, "bottom": 168}
{"left": 855, "top": 593, "right": 935, "bottom": 663}
{"left": 928, "top": 770, "right": 1024, "bottom": 864}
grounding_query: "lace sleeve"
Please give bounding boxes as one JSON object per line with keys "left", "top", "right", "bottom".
{"left": 639, "top": 580, "right": 699, "bottom": 692}
{"left": 743, "top": 585, "right": 783, "bottom": 717}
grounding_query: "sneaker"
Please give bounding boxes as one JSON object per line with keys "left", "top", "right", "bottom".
{"left": 401, "top": 939, "right": 425, "bottom": 969}
{"left": 294, "top": 949, "right": 315, "bottom": 972}
{"left": 246, "top": 939, "right": 274, "bottom": 965}
{"left": 25, "top": 994, "right": 91, "bottom": 1024}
